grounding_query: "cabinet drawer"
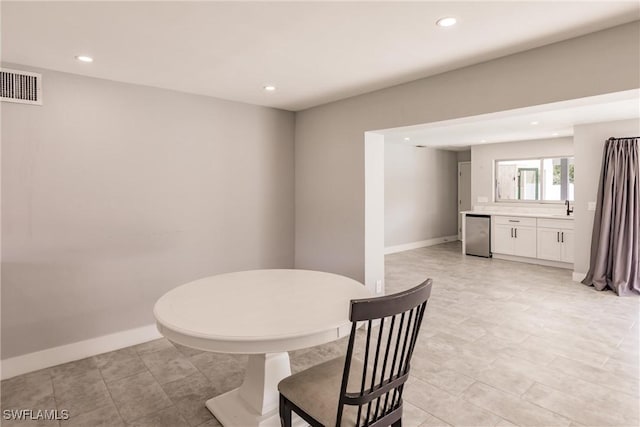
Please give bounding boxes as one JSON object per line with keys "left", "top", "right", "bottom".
{"left": 537, "top": 218, "right": 575, "bottom": 230}
{"left": 493, "top": 216, "right": 536, "bottom": 227}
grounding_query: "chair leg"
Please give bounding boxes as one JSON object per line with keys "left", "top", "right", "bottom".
{"left": 392, "top": 420, "right": 402, "bottom": 427}
{"left": 279, "top": 394, "right": 292, "bottom": 427}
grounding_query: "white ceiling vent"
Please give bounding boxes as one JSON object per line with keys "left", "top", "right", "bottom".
{"left": 1, "top": 68, "right": 43, "bottom": 105}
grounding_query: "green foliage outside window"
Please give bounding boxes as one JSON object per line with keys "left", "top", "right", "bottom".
{"left": 553, "top": 164, "right": 574, "bottom": 185}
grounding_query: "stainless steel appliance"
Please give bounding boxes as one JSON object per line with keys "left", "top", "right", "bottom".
{"left": 465, "top": 214, "right": 491, "bottom": 257}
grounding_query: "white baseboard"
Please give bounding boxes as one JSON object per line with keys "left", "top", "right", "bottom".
{"left": 492, "top": 253, "right": 573, "bottom": 270}
{"left": 1, "top": 323, "right": 161, "bottom": 380}
{"left": 385, "top": 235, "right": 458, "bottom": 255}
{"left": 572, "top": 272, "right": 585, "bottom": 282}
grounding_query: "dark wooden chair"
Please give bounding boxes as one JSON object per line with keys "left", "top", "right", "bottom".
{"left": 278, "top": 279, "right": 432, "bottom": 427}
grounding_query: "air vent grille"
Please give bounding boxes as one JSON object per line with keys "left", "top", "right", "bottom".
{"left": 1, "top": 68, "right": 43, "bottom": 105}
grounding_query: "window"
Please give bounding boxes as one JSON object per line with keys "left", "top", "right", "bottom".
{"left": 495, "top": 157, "right": 574, "bottom": 202}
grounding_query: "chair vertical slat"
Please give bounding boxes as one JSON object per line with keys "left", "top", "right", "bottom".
{"left": 365, "top": 317, "right": 385, "bottom": 424}
{"left": 398, "top": 308, "right": 415, "bottom": 376}
{"left": 396, "top": 302, "right": 427, "bottom": 406}
{"left": 380, "top": 314, "right": 402, "bottom": 415}
{"left": 336, "top": 322, "right": 359, "bottom": 426}
{"left": 406, "top": 303, "right": 426, "bottom": 371}
{"left": 383, "top": 311, "right": 405, "bottom": 413}
{"left": 356, "top": 320, "right": 372, "bottom": 427}
{"left": 401, "top": 304, "right": 423, "bottom": 374}
{"left": 373, "top": 314, "right": 395, "bottom": 420}
{"left": 391, "top": 307, "right": 415, "bottom": 409}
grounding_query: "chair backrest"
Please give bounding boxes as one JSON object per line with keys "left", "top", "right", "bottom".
{"left": 336, "top": 279, "right": 432, "bottom": 427}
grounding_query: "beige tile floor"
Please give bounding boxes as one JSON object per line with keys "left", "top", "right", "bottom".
{"left": 2, "top": 242, "right": 638, "bottom": 426}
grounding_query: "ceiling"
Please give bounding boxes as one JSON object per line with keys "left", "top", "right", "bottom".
{"left": 379, "top": 90, "right": 640, "bottom": 150}
{"left": 2, "top": 1, "right": 639, "bottom": 111}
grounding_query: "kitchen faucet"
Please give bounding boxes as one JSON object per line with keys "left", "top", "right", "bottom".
{"left": 565, "top": 200, "right": 573, "bottom": 216}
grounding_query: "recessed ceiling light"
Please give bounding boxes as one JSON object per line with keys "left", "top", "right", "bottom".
{"left": 552, "top": 132, "right": 559, "bottom": 136}
{"left": 530, "top": 121, "right": 539, "bottom": 125}
{"left": 404, "top": 137, "right": 411, "bottom": 141}
{"left": 481, "top": 139, "right": 487, "bottom": 143}
{"left": 75, "top": 55, "right": 93, "bottom": 63}
{"left": 436, "top": 17, "right": 457, "bottom": 27}
{"left": 263, "top": 85, "right": 276, "bottom": 92}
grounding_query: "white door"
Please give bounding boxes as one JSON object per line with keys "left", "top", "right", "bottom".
{"left": 561, "top": 229, "right": 575, "bottom": 263}
{"left": 493, "top": 224, "right": 514, "bottom": 255}
{"left": 513, "top": 226, "right": 537, "bottom": 258}
{"left": 458, "top": 162, "right": 471, "bottom": 240}
{"left": 537, "top": 228, "right": 562, "bottom": 261}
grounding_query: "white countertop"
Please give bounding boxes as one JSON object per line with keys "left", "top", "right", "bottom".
{"left": 461, "top": 210, "right": 574, "bottom": 220}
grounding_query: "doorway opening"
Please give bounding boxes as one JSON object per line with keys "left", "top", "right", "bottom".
{"left": 458, "top": 161, "right": 472, "bottom": 240}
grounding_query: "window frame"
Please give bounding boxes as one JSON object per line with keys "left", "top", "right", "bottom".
{"left": 494, "top": 155, "right": 574, "bottom": 204}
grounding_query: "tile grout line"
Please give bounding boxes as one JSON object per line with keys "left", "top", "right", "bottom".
{"left": 157, "top": 351, "right": 219, "bottom": 427}
{"left": 516, "top": 383, "right": 606, "bottom": 427}
{"left": 49, "top": 374, "right": 61, "bottom": 427}
{"left": 458, "top": 380, "right": 522, "bottom": 427}
{"left": 417, "top": 409, "right": 453, "bottom": 427}
{"left": 93, "top": 356, "right": 127, "bottom": 426}
{"left": 99, "top": 360, "right": 147, "bottom": 385}
{"left": 132, "top": 343, "right": 183, "bottom": 424}
{"left": 465, "top": 379, "right": 575, "bottom": 427}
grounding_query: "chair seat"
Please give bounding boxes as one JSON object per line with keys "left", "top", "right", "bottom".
{"left": 278, "top": 356, "right": 366, "bottom": 426}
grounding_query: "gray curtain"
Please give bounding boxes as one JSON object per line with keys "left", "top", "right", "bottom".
{"left": 583, "top": 137, "right": 639, "bottom": 296}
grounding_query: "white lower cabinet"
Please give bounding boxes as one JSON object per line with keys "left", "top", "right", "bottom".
{"left": 481, "top": 214, "right": 574, "bottom": 267}
{"left": 493, "top": 224, "right": 515, "bottom": 255}
{"left": 492, "top": 216, "right": 537, "bottom": 258}
{"left": 537, "top": 228, "right": 562, "bottom": 260}
{"left": 537, "top": 219, "right": 574, "bottom": 263}
{"left": 513, "top": 226, "right": 537, "bottom": 258}
{"left": 563, "top": 230, "right": 574, "bottom": 263}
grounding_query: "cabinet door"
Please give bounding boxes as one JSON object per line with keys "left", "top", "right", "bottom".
{"left": 514, "top": 226, "right": 536, "bottom": 258}
{"left": 561, "top": 229, "right": 575, "bottom": 263}
{"left": 537, "top": 228, "right": 562, "bottom": 261}
{"left": 493, "top": 224, "right": 514, "bottom": 255}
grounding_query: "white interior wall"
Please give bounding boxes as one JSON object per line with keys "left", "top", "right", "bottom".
{"left": 1, "top": 65, "right": 295, "bottom": 360}
{"left": 364, "top": 132, "right": 385, "bottom": 295}
{"left": 457, "top": 150, "right": 472, "bottom": 162}
{"left": 384, "top": 144, "right": 458, "bottom": 248}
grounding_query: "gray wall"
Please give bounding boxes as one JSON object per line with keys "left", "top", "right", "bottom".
{"left": 573, "top": 118, "right": 640, "bottom": 276}
{"left": 384, "top": 144, "right": 457, "bottom": 247}
{"left": 471, "top": 137, "right": 574, "bottom": 207}
{"left": 295, "top": 22, "right": 640, "bottom": 282}
{"left": 1, "top": 66, "right": 295, "bottom": 358}
{"left": 457, "top": 150, "right": 471, "bottom": 162}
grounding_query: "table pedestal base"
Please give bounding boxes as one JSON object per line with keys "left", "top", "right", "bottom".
{"left": 206, "top": 352, "right": 305, "bottom": 427}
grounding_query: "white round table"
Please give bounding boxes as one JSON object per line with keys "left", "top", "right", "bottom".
{"left": 154, "top": 269, "right": 371, "bottom": 427}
